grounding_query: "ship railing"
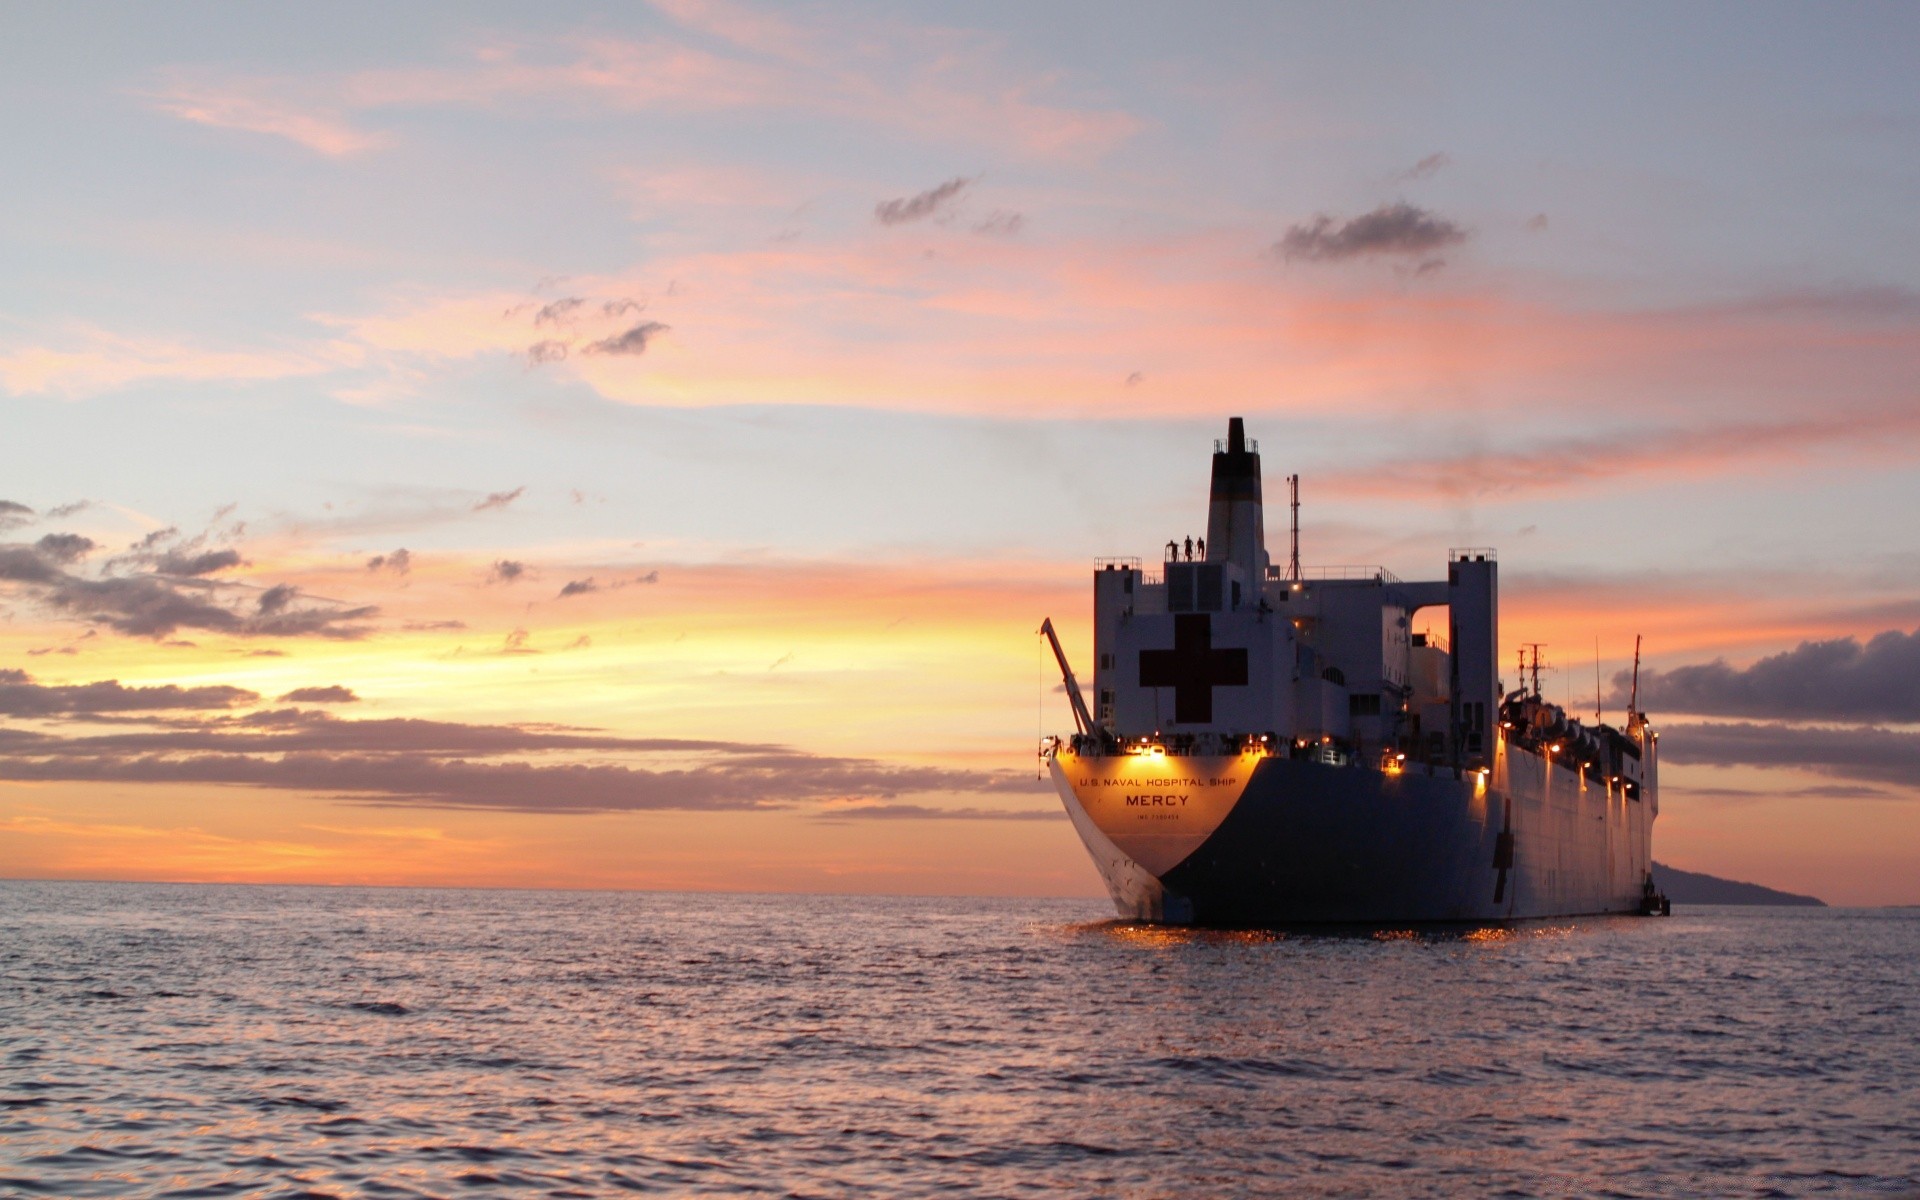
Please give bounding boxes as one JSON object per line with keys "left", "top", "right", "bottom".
{"left": 1093, "top": 556, "right": 1142, "bottom": 572}
{"left": 1449, "top": 547, "right": 1497, "bottom": 562}
{"left": 1271, "top": 564, "right": 1402, "bottom": 584}
{"left": 1214, "top": 438, "right": 1260, "bottom": 453}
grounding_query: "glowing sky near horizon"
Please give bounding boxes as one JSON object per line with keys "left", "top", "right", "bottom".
{"left": 3, "top": 1, "right": 1919, "bottom": 904}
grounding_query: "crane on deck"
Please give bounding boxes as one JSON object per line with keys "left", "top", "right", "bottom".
{"left": 1038, "top": 618, "right": 1094, "bottom": 737}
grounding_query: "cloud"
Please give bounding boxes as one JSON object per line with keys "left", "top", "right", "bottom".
{"left": 474, "top": 487, "right": 526, "bottom": 512}
{"left": 0, "top": 324, "right": 331, "bottom": 399}
{"left": 813, "top": 803, "right": 1061, "bottom": 821}
{"left": 875, "top": 177, "right": 970, "bottom": 226}
{"left": 488, "top": 560, "right": 526, "bottom": 584}
{"left": 2, "top": 537, "right": 376, "bottom": 640}
{"left": 1316, "top": 409, "right": 1920, "bottom": 502}
{"left": 0, "top": 668, "right": 258, "bottom": 716}
{"left": 257, "top": 584, "right": 297, "bottom": 616}
{"left": 503, "top": 627, "right": 534, "bottom": 654}
{"left": 44, "top": 574, "right": 372, "bottom": 640}
{"left": 34, "top": 533, "right": 96, "bottom": 564}
{"left": 558, "top": 572, "right": 657, "bottom": 597}
{"left": 144, "top": 79, "right": 388, "bottom": 156}
{"left": 1660, "top": 722, "right": 1920, "bottom": 789}
{"left": 366, "top": 548, "right": 412, "bottom": 575}
{"left": 154, "top": 548, "right": 244, "bottom": 577}
{"left": 1397, "top": 152, "right": 1450, "bottom": 181}
{"left": 45, "top": 501, "right": 90, "bottom": 520}
{"left": 1276, "top": 202, "right": 1468, "bottom": 264}
{"left": 533, "top": 297, "right": 587, "bottom": 326}
{"left": 149, "top": 20, "right": 1142, "bottom": 169}
{"left": 526, "top": 339, "right": 569, "bottom": 365}
{"left": 278, "top": 685, "right": 359, "bottom": 704}
{"left": 1526, "top": 213, "right": 1549, "bottom": 232}
{"left": 1619, "top": 629, "right": 1920, "bottom": 722}
{"left": 973, "top": 210, "right": 1024, "bottom": 236}
{"left": 0, "top": 501, "right": 32, "bottom": 531}
{"left": 0, "top": 704, "right": 1040, "bottom": 814}
{"left": 0, "top": 546, "right": 64, "bottom": 584}
{"left": 582, "top": 322, "right": 669, "bottom": 356}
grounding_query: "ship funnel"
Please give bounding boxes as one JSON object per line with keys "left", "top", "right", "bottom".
{"left": 1206, "top": 417, "right": 1269, "bottom": 583}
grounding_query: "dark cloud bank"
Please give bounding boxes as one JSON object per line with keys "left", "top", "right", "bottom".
{"left": 1619, "top": 629, "right": 1920, "bottom": 723}
{"left": 0, "top": 668, "right": 256, "bottom": 716}
{"left": 0, "top": 672, "right": 1049, "bottom": 815}
{"left": 1662, "top": 722, "right": 1920, "bottom": 790}
{"left": 1617, "top": 627, "right": 1920, "bottom": 793}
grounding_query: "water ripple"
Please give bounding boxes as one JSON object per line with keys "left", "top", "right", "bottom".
{"left": 1, "top": 882, "right": 1916, "bottom": 1198}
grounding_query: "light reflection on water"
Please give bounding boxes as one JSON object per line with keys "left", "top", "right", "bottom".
{"left": 1, "top": 882, "right": 1915, "bottom": 1198}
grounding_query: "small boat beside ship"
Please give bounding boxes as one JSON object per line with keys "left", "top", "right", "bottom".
{"left": 1040, "top": 418, "right": 1663, "bottom": 924}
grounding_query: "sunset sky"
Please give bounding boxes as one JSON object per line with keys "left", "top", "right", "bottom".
{"left": 4, "top": 2, "right": 1918, "bottom": 904}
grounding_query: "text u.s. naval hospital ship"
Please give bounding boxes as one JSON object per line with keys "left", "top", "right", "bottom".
{"left": 1040, "top": 418, "right": 1664, "bottom": 924}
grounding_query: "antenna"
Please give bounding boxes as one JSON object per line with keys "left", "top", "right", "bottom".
{"left": 1594, "top": 639, "right": 1603, "bottom": 724}
{"left": 1286, "top": 474, "right": 1302, "bottom": 581}
{"left": 1519, "top": 643, "right": 1549, "bottom": 697}
{"left": 1629, "top": 634, "right": 1642, "bottom": 718}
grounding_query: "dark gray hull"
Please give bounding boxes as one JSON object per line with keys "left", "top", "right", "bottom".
{"left": 1051, "top": 749, "right": 1655, "bottom": 925}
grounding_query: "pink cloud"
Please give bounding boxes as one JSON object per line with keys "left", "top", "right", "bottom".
{"left": 144, "top": 79, "right": 389, "bottom": 156}
{"left": 1311, "top": 408, "right": 1920, "bottom": 502}
{"left": 145, "top": 11, "right": 1142, "bottom": 163}
{"left": 0, "top": 324, "right": 336, "bottom": 398}
{"left": 319, "top": 226, "right": 1920, "bottom": 436}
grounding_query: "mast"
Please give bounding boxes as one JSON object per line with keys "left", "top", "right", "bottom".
{"left": 1286, "top": 473, "right": 1302, "bottom": 581}
{"left": 1595, "top": 637, "right": 1603, "bottom": 725}
{"left": 1629, "top": 634, "right": 1643, "bottom": 719}
{"left": 1519, "top": 643, "right": 1548, "bottom": 698}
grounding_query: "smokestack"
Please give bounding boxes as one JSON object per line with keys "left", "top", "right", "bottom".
{"left": 1206, "top": 417, "right": 1269, "bottom": 584}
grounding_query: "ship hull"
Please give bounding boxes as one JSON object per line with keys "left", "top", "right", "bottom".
{"left": 1050, "top": 748, "right": 1654, "bottom": 925}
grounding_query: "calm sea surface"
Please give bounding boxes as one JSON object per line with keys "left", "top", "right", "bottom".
{"left": 2, "top": 882, "right": 1915, "bottom": 1198}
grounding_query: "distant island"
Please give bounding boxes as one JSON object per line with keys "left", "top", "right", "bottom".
{"left": 1652, "top": 862, "right": 1826, "bottom": 907}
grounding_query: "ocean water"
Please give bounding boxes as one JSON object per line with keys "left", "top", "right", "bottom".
{"left": 1, "top": 883, "right": 1915, "bottom": 1199}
